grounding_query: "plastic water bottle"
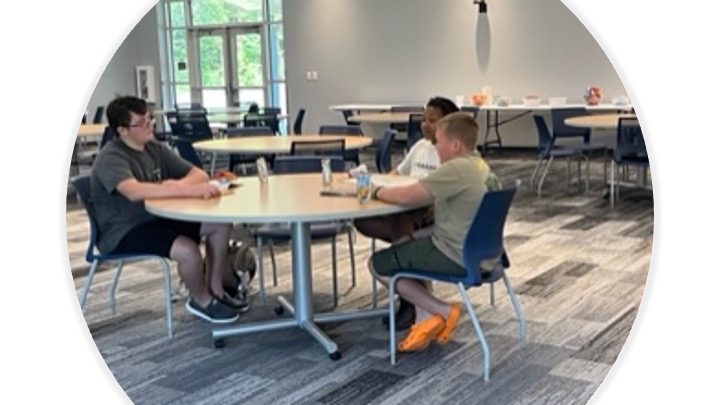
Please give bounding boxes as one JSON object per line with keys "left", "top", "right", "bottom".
{"left": 256, "top": 157, "right": 269, "bottom": 184}
{"left": 321, "top": 158, "right": 333, "bottom": 187}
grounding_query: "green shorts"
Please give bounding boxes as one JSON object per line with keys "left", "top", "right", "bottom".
{"left": 371, "top": 237, "right": 466, "bottom": 278}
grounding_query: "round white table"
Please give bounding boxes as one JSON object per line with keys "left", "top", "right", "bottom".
{"left": 145, "top": 173, "right": 422, "bottom": 358}
{"left": 564, "top": 113, "right": 637, "bottom": 130}
{"left": 77, "top": 124, "right": 106, "bottom": 138}
{"left": 348, "top": 112, "right": 416, "bottom": 125}
{"left": 195, "top": 135, "right": 374, "bottom": 174}
{"left": 194, "top": 134, "right": 373, "bottom": 155}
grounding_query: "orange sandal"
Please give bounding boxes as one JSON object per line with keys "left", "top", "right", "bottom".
{"left": 397, "top": 315, "right": 446, "bottom": 352}
{"left": 436, "top": 302, "right": 461, "bottom": 345}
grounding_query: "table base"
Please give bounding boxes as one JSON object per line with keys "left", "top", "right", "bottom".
{"left": 212, "top": 298, "right": 388, "bottom": 358}
{"left": 211, "top": 222, "right": 388, "bottom": 359}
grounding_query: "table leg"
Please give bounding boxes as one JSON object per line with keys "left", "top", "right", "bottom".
{"left": 214, "top": 222, "right": 368, "bottom": 358}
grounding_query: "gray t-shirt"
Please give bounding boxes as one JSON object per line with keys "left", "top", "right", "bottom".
{"left": 418, "top": 152, "right": 501, "bottom": 266}
{"left": 90, "top": 138, "right": 194, "bottom": 253}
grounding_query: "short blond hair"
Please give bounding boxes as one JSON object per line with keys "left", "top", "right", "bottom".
{"left": 436, "top": 112, "right": 479, "bottom": 150}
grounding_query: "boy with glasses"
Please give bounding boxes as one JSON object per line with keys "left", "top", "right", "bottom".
{"left": 89, "top": 95, "right": 246, "bottom": 324}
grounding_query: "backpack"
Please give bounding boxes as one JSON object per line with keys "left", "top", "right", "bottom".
{"left": 222, "top": 241, "right": 257, "bottom": 301}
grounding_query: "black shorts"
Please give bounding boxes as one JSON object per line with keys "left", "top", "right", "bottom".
{"left": 112, "top": 218, "right": 202, "bottom": 257}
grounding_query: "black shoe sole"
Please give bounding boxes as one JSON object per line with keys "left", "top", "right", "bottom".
{"left": 185, "top": 300, "right": 239, "bottom": 324}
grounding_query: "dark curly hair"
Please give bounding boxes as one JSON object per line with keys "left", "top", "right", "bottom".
{"left": 426, "top": 96, "right": 460, "bottom": 116}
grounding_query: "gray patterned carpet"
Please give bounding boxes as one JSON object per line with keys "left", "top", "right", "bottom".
{"left": 66, "top": 147, "right": 653, "bottom": 404}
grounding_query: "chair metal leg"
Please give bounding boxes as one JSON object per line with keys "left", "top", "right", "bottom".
{"left": 256, "top": 236, "right": 266, "bottom": 304}
{"left": 530, "top": 158, "right": 543, "bottom": 190}
{"left": 109, "top": 261, "right": 126, "bottom": 314}
{"left": 566, "top": 158, "right": 571, "bottom": 190}
{"left": 371, "top": 238, "right": 378, "bottom": 308}
{"left": 331, "top": 236, "right": 338, "bottom": 307}
{"left": 610, "top": 161, "right": 616, "bottom": 209}
{"left": 501, "top": 273, "right": 526, "bottom": 344}
{"left": 458, "top": 284, "right": 491, "bottom": 382}
{"left": 538, "top": 157, "right": 554, "bottom": 197}
{"left": 269, "top": 240, "right": 278, "bottom": 287}
{"left": 389, "top": 275, "right": 399, "bottom": 365}
{"left": 584, "top": 156, "right": 590, "bottom": 195}
{"left": 490, "top": 283, "right": 495, "bottom": 306}
{"left": 79, "top": 260, "right": 101, "bottom": 308}
{"left": 160, "top": 258, "right": 174, "bottom": 339}
{"left": 347, "top": 228, "right": 356, "bottom": 288}
{"left": 602, "top": 149, "right": 608, "bottom": 185}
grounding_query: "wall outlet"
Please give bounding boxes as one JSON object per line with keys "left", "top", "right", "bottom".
{"left": 306, "top": 71, "right": 313, "bottom": 80}
{"left": 311, "top": 71, "right": 319, "bottom": 80}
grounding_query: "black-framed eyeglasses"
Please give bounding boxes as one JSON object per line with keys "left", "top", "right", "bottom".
{"left": 127, "top": 118, "right": 155, "bottom": 129}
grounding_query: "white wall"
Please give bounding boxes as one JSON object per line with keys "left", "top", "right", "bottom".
{"left": 283, "top": 0, "right": 628, "bottom": 146}
{"left": 98, "top": 1, "right": 627, "bottom": 146}
{"left": 86, "top": 6, "right": 162, "bottom": 122}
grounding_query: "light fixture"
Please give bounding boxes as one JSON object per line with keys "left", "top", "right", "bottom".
{"left": 474, "top": 0, "right": 487, "bottom": 13}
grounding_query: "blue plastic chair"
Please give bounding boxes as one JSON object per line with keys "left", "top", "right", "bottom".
{"left": 390, "top": 105, "right": 424, "bottom": 133}
{"left": 375, "top": 129, "right": 397, "bottom": 174}
{"left": 293, "top": 108, "right": 306, "bottom": 134}
{"left": 405, "top": 113, "right": 423, "bottom": 152}
{"left": 339, "top": 109, "right": 360, "bottom": 126}
{"left": 387, "top": 182, "right": 526, "bottom": 381}
{"left": 551, "top": 108, "right": 608, "bottom": 180}
{"left": 460, "top": 105, "right": 480, "bottom": 119}
{"left": 71, "top": 175, "right": 174, "bottom": 338}
{"left": 290, "top": 138, "right": 346, "bottom": 157}
{"left": 530, "top": 115, "right": 588, "bottom": 197}
{"left": 318, "top": 124, "right": 364, "bottom": 166}
{"left": 92, "top": 106, "right": 105, "bottom": 124}
{"left": 253, "top": 156, "right": 356, "bottom": 307}
{"left": 611, "top": 117, "right": 649, "bottom": 208}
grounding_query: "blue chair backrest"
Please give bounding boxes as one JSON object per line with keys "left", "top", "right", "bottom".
{"left": 175, "top": 111, "right": 213, "bottom": 141}
{"left": 615, "top": 117, "right": 646, "bottom": 159}
{"left": 272, "top": 155, "right": 345, "bottom": 174}
{"left": 259, "top": 107, "right": 281, "bottom": 116}
{"left": 290, "top": 139, "right": 346, "bottom": 156}
{"left": 293, "top": 108, "right": 306, "bottom": 134}
{"left": 244, "top": 113, "right": 279, "bottom": 134}
{"left": 551, "top": 108, "right": 590, "bottom": 142}
{"left": 460, "top": 106, "right": 480, "bottom": 119}
{"left": 92, "top": 106, "right": 105, "bottom": 124}
{"left": 100, "top": 126, "right": 117, "bottom": 149}
{"left": 406, "top": 114, "right": 423, "bottom": 151}
{"left": 70, "top": 175, "right": 100, "bottom": 262}
{"left": 340, "top": 110, "right": 360, "bottom": 126}
{"left": 376, "top": 129, "right": 397, "bottom": 173}
{"left": 318, "top": 125, "right": 363, "bottom": 136}
{"left": 461, "top": 185, "right": 518, "bottom": 286}
{"left": 391, "top": 105, "right": 424, "bottom": 113}
{"left": 226, "top": 127, "right": 274, "bottom": 137}
{"left": 532, "top": 115, "right": 555, "bottom": 155}
{"left": 174, "top": 139, "right": 204, "bottom": 168}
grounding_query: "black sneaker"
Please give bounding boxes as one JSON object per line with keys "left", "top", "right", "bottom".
{"left": 214, "top": 292, "right": 250, "bottom": 313}
{"left": 382, "top": 298, "right": 416, "bottom": 331}
{"left": 186, "top": 298, "right": 239, "bottom": 324}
